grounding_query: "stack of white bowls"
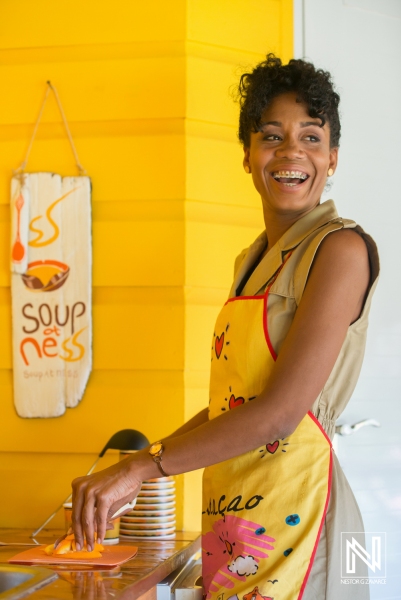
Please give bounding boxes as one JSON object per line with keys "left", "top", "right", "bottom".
{"left": 120, "top": 477, "right": 176, "bottom": 540}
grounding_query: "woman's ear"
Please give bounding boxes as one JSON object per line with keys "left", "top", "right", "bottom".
{"left": 243, "top": 147, "right": 251, "bottom": 174}
{"left": 328, "top": 147, "right": 339, "bottom": 175}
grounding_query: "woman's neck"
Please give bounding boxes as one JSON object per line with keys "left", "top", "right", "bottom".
{"left": 262, "top": 200, "right": 320, "bottom": 253}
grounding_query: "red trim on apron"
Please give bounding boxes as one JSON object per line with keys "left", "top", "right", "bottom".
{"left": 308, "top": 410, "right": 333, "bottom": 448}
{"left": 295, "top": 413, "right": 333, "bottom": 597}
{"left": 299, "top": 448, "right": 333, "bottom": 600}
{"left": 225, "top": 294, "right": 264, "bottom": 305}
{"left": 263, "top": 251, "right": 294, "bottom": 361}
{"left": 263, "top": 285, "right": 277, "bottom": 361}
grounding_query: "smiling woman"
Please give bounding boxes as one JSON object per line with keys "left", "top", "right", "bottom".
{"left": 70, "top": 54, "right": 379, "bottom": 600}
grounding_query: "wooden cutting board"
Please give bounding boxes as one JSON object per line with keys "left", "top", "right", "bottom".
{"left": 9, "top": 544, "right": 138, "bottom": 567}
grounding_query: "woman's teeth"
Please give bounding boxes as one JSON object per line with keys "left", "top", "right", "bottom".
{"left": 272, "top": 170, "right": 308, "bottom": 186}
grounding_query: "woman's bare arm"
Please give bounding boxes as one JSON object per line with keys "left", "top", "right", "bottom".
{"left": 72, "top": 229, "right": 370, "bottom": 549}
{"left": 163, "top": 408, "right": 209, "bottom": 439}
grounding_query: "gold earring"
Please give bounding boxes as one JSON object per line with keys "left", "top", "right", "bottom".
{"left": 244, "top": 165, "right": 250, "bottom": 174}
{"left": 327, "top": 168, "right": 334, "bottom": 177}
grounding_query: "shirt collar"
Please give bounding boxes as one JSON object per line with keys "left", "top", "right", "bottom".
{"left": 230, "top": 200, "right": 340, "bottom": 298}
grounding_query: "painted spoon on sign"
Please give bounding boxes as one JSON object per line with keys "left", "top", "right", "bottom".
{"left": 11, "top": 194, "right": 25, "bottom": 263}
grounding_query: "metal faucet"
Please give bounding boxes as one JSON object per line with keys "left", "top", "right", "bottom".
{"left": 335, "top": 418, "right": 381, "bottom": 436}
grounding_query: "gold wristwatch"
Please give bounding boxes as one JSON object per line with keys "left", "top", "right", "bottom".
{"left": 148, "top": 441, "right": 168, "bottom": 477}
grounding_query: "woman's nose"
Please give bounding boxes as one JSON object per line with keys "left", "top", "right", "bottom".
{"left": 275, "top": 137, "right": 303, "bottom": 159}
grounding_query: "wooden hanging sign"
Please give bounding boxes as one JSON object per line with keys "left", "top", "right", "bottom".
{"left": 10, "top": 173, "right": 92, "bottom": 417}
{"left": 10, "top": 81, "right": 92, "bottom": 417}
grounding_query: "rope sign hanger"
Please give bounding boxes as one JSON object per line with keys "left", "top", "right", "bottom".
{"left": 15, "top": 81, "right": 86, "bottom": 176}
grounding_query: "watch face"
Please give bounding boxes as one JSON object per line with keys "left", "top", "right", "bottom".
{"left": 150, "top": 442, "right": 163, "bottom": 455}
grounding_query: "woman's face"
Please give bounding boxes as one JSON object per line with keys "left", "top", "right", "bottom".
{"left": 243, "top": 92, "right": 338, "bottom": 217}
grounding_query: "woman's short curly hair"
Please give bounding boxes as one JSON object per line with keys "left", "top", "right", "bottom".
{"left": 237, "top": 54, "right": 341, "bottom": 148}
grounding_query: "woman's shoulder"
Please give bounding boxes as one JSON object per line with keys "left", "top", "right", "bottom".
{"left": 314, "top": 221, "right": 379, "bottom": 281}
{"left": 313, "top": 228, "right": 371, "bottom": 287}
{"left": 291, "top": 219, "right": 379, "bottom": 307}
{"left": 318, "top": 226, "right": 369, "bottom": 260}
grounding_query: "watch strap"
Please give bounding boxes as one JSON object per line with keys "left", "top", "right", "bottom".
{"left": 149, "top": 441, "right": 169, "bottom": 477}
{"left": 153, "top": 456, "right": 169, "bottom": 477}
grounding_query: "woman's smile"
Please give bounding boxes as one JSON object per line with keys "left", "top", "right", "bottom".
{"left": 271, "top": 169, "right": 309, "bottom": 187}
{"left": 270, "top": 167, "right": 310, "bottom": 192}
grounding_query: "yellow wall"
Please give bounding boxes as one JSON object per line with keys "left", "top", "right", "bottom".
{"left": 0, "top": 0, "right": 292, "bottom": 532}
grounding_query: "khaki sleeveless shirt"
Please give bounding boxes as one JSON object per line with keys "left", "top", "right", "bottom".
{"left": 230, "top": 199, "right": 380, "bottom": 440}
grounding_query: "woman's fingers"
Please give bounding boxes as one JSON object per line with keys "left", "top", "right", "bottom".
{"left": 95, "top": 497, "right": 112, "bottom": 545}
{"left": 81, "top": 488, "right": 97, "bottom": 551}
{"left": 72, "top": 480, "right": 117, "bottom": 546}
{"left": 71, "top": 476, "right": 87, "bottom": 550}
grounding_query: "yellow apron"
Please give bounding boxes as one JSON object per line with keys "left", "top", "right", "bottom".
{"left": 202, "top": 261, "right": 333, "bottom": 600}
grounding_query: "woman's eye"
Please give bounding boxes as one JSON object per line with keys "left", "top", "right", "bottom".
{"left": 263, "top": 134, "right": 281, "bottom": 141}
{"left": 304, "top": 135, "right": 320, "bottom": 142}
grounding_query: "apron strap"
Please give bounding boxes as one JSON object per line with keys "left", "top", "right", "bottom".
{"left": 264, "top": 250, "right": 294, "bottom": 294}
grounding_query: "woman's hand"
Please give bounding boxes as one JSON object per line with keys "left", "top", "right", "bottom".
{"left": 71, "top": 456, "right": 142, "bottom": 550}
{"left": 70, "top": 408, "right": 209, "bottom": 550}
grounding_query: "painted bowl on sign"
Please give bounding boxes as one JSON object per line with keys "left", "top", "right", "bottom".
{"left": 21, "top": 260, "right": 70, "bottom": 292}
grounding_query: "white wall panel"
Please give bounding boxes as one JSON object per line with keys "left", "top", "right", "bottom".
{"left": 295, "top": 0, "right": 401, "bottom": 597}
